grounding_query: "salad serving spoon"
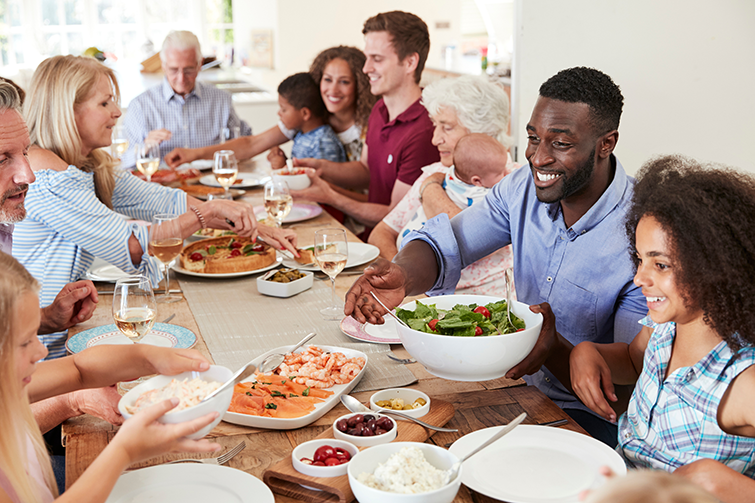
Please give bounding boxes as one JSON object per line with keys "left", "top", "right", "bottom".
{"left": 340, "top": 395, "right": 457, "bottom": 433}
{"left": 201, "top": 360, "right": 257, "bottom": 403}
{"left": 370, "top": 291, "right": 410, "bottom": 328}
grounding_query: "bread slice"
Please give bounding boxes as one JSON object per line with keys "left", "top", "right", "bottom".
{"left": 180, "top": 236, "right": 276, "bottom": 274}
{"left": 295, "top": 248, "right": 315, "bottom": 264}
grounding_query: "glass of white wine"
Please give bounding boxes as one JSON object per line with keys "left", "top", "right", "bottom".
{"left": 111, "top": 125, "right": 129, "bottom": 160}
{"left": 135, "top": 143, "right": 160, "bottom": 183}
{"left": 314, "top": 228, "right": 349, "bottom": 320}
{"left": 213, "top": 150, "right": 238, "bottom": 199}
{"left": 113, "top": 275, "right": 157, "bottom": 390}
{"left": 264, "top": 179, "right": 292, "bottom": 228}
{"left": 149, "top": 214, "right": 183, "bottom": 304}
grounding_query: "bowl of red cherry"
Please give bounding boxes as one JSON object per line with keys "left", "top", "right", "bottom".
{"left": 333, "top": 412, "right": 397, "bottom": 447}
{"left": 292, "top": 439, "right": 358, "bottom": 478}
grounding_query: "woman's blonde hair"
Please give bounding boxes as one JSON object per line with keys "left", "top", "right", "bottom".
{"left": 585, "top": 470, "right": 718, "bottom": 503}
{"left": 0, "top": 252, "right": 57, "bottom": 501}
{"left": 24, "top": 55, "right": 120, "bottom": 208}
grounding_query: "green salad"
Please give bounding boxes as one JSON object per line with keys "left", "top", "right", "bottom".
{"left": 396, "top": 300, "right": 525, "bottom": 337}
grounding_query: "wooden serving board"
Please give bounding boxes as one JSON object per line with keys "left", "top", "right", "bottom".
{"left": 263, "top": 399, "right": 455, "bottom": 503}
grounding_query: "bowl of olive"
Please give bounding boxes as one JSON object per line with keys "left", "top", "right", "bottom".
{"left": 256, "top": 268, "right": 313, "bottom": 297}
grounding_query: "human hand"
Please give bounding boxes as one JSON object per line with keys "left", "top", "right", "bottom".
{"left": 165, "top": 147, "right": 198, "bottom": 169}
{"left": 267, "top": 146, "right": 287, "bottom": 170}
{"left": 292, "top": 157, "right": 323, "bottom": 171}
{"left": 344, "top": 258, "right": 408, "bottom": 324}
{"left": 200, "top": 200, "right": 258, "bottom": 240}
{"left": 145, "top": 129, "right": 172, "bottom": 145}
{"left": 39, "top": 280, "right": 98, "bottom": 334}
{"left": 569, "top": 341, "right": 617, "bottom": 422}
{"left": 111, "top": 398, "right": 221, "bottom": 465}
{"left": 141, "top": 347, "right": 211, "bottom": 377}
{"left": 69, "top": 386, "right": 124, "bottom": 425}
{"left": 258, "top": 224, "right": 298, "bottom": 255}
{"left": 421, "top": 172, "right": 445, "bottom": 192}
{"left": 290, "top": 169, "right": 332, "bottom": 204}
{"left": 505, "top": 302, "right": 558, "bottom": 380}
{"left": 579, "top": 466, "right": 617, "bottom": 501}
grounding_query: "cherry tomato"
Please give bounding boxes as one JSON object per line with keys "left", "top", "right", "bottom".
{"left": 230, "top": 249, "right": 241, "bottom": 257}
{"left": 428, "top": 319, "right": 439, "bottom": 331}
{"left": 251, "top": 243, "right": 266, "bottom": 252}
{"left": 190, "top": 252, "right": 203, "bottom": 262}
{"left": 473, "top": 306, "right": 491, "bottom": 318}
{"left": 474, "top": 326, "right": 483, "bottom": 336}
{"left": 231, "top": 241, "right": 243, "bottom": 249}
{"left": 516, "top": 328, "right": 525, "bottom": 332}
{"left": 324, "top": 458, "right": 340, "bottom": 466}
{"left": 334, "top": 447, "right": 351, "bottom": 460}
{"left": 313, "top": 445, "right": 336, "bottom": 462}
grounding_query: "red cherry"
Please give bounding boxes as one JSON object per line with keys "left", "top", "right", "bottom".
{"left": 190, "top": 252, "right": 203, "bottom": 262}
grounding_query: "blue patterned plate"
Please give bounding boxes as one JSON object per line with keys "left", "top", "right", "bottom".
{"left": 66, "top": 323, "right": 197, "bottom": 354}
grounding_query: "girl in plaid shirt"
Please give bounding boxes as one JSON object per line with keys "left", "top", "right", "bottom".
{"left": 570, "top": 154, "right": 755, "bottom": 502}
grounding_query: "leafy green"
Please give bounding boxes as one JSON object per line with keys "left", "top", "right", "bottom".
{"left": 208, "top": 245, "right": 217, "bottom": 255}
{"left": 397, "top": 300, "right": 525, "bottom": 337}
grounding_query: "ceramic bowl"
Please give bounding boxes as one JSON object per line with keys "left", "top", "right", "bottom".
{"left": 257, "top": 268, "right": 313, "bottom": 297}
{"left": 333, "top": 412, "right": 397, "bottom": 447}
{"left": 292, "top": 438, "right": 359, "bottom": 478}
{"left": 395, "top": 294, "right": 543, "bottom": 382}
{"left": 347, "top": 441, "right": 462, "bottom": 503}
{"left": 118, "top": 365, "right": 233, "bottom": 439}
{"left": 272, "top": 169, "right": 310, "bottom": 190}
{"left": 370, "top": 388, "right": 431, "bottom": 418}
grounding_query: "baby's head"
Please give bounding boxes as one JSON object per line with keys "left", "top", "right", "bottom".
{"left": 452, "top": 133, "right": 511, "bottom": 188}
{"left": 277, "top": 72, "right": 328, "bottom": 131}
{"left": 585, "top": 470, "right": 717, "bottom": 503}
{"left": 626, "top": 154, "right": 755, "bottom": 348}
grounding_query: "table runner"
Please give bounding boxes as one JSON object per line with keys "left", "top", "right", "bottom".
{"left": 178, "top": 274, "right": 417, "bottom": 392}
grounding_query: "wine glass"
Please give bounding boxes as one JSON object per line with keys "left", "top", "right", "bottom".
{"left": 148, "top": 214, "right": 183, "bottom": 304}
{"left": 213, "top": 150, "right": 238, "bottom": 199}
{"left": 264, "top": 179, "right": 293, "bottom": 228}
{"left": 111, "top": 125, "right": 129, "bottom": 160}
{"left": 221, "top": 126, "right": 241, "bottom": 143}
{"left": 135, "top": 143, "right": 160, "bottom": 183}
{"left": 314, "top": 228, "right": 349, "bottom": 320}
{"left": 112, "top": 275, "right": 157, "bottom": 390}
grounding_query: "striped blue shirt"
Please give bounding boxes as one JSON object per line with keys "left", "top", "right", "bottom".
{"left": 619, "top": 316, "right": 755, "bottom": 475}
{"left": 12, "top": 167, "right": 187, "bottom": 360}
{"left": 122, "top": 79, "right": 251, "bottom": 167}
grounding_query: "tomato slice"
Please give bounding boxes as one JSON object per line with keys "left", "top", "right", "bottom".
{"left": 428, "top": 319, "right": 439, "bottom": 331}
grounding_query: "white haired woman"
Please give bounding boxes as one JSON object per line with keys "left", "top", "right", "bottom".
{"left": 368, "top": 75, "right": 518, "bottom": 295}
{"left": 14, "top": 55, "right": 296, "bottom": 359}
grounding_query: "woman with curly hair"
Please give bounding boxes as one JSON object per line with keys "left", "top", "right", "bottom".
{"left": 570, "top": 154, "right": 755, "bottom": 502}
{"left": 165, "top": 46, "right": 377, "bottom": 166}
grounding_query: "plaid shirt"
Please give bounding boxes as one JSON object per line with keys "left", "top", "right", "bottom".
{"left": 618, "top": 316, "right": 755, "bottom": 475}
{"left": 122, "top": 79, "right": 251, "bottom": 167}
{"left": 290, "top": 124, "right": 346, "bottom": 162}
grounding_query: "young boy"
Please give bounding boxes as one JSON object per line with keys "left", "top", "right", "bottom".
{"left": 272, "top": 72, "right": 346, "bottom": 169}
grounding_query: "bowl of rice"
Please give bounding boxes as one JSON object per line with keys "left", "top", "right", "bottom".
{"left": 347, "top": 442, "right": 461, "bottom": 503}
{"left": 118, "top": 365, "right": 233, "bottom": 439}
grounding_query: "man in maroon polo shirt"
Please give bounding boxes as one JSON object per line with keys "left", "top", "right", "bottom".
{"left": 292, "top": 11, "right": 439, "bottom": 234}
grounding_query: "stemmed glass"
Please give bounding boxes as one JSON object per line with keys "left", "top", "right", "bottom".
{"left": 113, "top": 275, "right": 157, "bottom": 390}
{"left": 135, "top": 143, "right": 160, "bottom": 183}
{"left": 221, "top": 126, "right": 241, "bottom": 143}
{"left": 111, "top": 125, "right": 129, "bottom": 160}
{"left": 213, "top": 150, "right": 238, "bottom": 199}
{"left": 148, "top": 214, "right": 183, "bottom": 304}
{"left": 264, "top": 180, "right": 293, "bottom": 228}
{"left": 314, "top": 228, "right": 348, "bottom": 320}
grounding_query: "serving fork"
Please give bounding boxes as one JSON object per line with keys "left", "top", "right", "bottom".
{"left": 164, "top": 440, "right": 246, "bottom": 466}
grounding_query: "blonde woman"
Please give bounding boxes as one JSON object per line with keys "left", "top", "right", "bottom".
{"left": 14, "top": 55, "right": 297, "bottom": 359}
{"left": 0, "top": 252, "right": 221, "bottom": 503}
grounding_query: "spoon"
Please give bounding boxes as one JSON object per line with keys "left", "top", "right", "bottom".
{"left": 201, "top": 360, "right": 257, "bottom": 403}
{"left": 443, "top": 412, "right": 527, "bottom": 485}
{"left": 504, "top": 267, "right": 514, "bottom": 328}
{"left": 340, "top": 395, "right": 457, "bottom": 433}
{"left": 369, "top": 291, "right": 410, "bottom": 328}
{"left": 258, "top": 332, "right": 317, "bottom": 374}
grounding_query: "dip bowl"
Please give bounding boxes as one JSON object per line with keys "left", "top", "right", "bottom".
{"left": 118, "top": 365, "right": 233, "bottom": 439}
{"left": 394, "top": 294, "right": 543, "bottom": 382}
{"left": 370, "top": 388, "right": 431, "bottom": 418}
{"left": 333, "top": 412, "right": 397, "bottom": 447}
{"left": 272, "top": 168, "right": 311, "bottom": 190}
{"left": 292, "top": 438, "right": 359, "bottom": 478}
{"left": 347, "top": 441, "right": 462, "bottom": 503}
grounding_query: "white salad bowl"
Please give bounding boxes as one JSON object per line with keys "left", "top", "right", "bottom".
{"left": 394, "top": 294, "right": 543, "bottom": 382}
{"left": 292, "top": 438, "right": 359, "bottom": 478}
{"left": 118, "top": 365, "right": 233, "bottom": 439}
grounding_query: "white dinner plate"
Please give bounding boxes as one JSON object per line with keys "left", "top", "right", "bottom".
{"left": 177, "top": 159, "right": 215, "bottom": 171}
{"left": 448, "top": 425, "right": 626, "bottom": 503}
{"left": 66, "top": 323, "right": 197, "bottom": 353}
{"left": 105, "top": 464, "right": 273, "bottom": 503}
{"left": 340, "top": 316, "right": 401, "bottom": 344}
{"left": 172, "top": 257, "right": 282, "bottom": 278}
{"left": 223, "top": 344, "right": 368, "bottom": 430}
{"left": 282, "top": 242, "right": 379, "bottom": 271}
{"left": 82, "top": 257, "right": 129, "bottom": 282}
{"left": 199, "top": 172, "right": 271, "bottom": 188}
{"left": 253, "top": 203, "right": 323, "bottom": 223}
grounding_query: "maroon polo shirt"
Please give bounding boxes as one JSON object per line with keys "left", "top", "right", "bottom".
{"left": 366, "top": 98, "right": 439, "bottom": 206}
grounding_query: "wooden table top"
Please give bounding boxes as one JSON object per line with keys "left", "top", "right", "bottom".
{"left": 62, "top": 160, "right": 587, "bottom": 502}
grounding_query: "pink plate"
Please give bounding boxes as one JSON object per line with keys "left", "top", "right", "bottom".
{"left": 339, "top": 316, "right": 401, "bottom": 345}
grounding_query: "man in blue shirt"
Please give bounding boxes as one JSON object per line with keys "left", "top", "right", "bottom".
{"left": 344, "top": 67, "right": 647, "bottom": 445}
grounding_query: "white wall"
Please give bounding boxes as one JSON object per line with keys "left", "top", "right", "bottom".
{"left": 513, "top": 0, "right": 755, "bottom": 173}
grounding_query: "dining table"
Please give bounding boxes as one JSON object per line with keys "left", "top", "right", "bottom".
{"left": 61, "top": 158, "right": 589, "bottom": 503}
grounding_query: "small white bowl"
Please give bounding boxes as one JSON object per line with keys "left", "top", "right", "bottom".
{"left": 370, "top": 389, "right": 431, "bottom": 418}
{"left": 347, "top": 442, "right": 462, "bottom": 503}
{"left": 118, "top": 365, "right": 233, "bottom": 440}
{"left": 272, "top": 169, "right": 311, "bottom": 190}
{"left": 292, "top": 439, "right": 359, "bottom": 478}
{"left": 257, "top": 268, "right": 313, "bottom": 297}
{"left": 333, "top": 412, "right": 397, "bottom": 447}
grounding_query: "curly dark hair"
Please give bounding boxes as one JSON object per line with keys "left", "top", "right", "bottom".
{"left": 539, "top": 67, "right": 623, "bottom": 136}
{"left": 277, "top": 72, "right": 327, "bottom": 121}
{"left": 625, "top": 154, "right": 755, "bottom": 349}
{"left": 309, "top": 46, "right": 377, "bottom": 130}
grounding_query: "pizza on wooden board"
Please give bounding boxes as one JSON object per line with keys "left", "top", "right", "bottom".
{"left": 180, "top": 236, "right": 276, "bottom": 274}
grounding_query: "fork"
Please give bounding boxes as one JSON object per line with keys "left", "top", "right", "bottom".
{"left": 164, "top": 440, "right": 246, "bottom": 465}
{"left": 387, "top": 354, "right": 416, "bottom": 364}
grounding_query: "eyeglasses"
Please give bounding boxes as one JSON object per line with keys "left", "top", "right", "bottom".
{"left": 164, "top": 66, "right": 200, "bottom": 78}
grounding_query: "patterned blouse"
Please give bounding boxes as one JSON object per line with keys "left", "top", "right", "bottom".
{"left": 618, "top": 316, "right": 755, "bottom": 475}
{"left": 12, "top": 167, "right": 187, "bottom": 360}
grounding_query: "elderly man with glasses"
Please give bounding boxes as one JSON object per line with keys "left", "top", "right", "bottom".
{"left": 122, "top": 30, "right": 251, "bottom": 167}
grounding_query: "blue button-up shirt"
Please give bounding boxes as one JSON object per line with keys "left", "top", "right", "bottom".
{"left": 405, "top": 156, "right": 647, "bottom": 413}
{"left": 122, "top": 79, "right": 251, "bottom": 167}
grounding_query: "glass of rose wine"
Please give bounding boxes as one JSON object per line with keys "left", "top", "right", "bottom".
{"left": 135, "top": 142, "right": 160, "bottom": 183}
{"left": 213, "top": 150, "right": 238, "bottom": 199}
{"left": 111, "top": 125, "right": 129, "bottom": 160}
{"left": 149, "top": 214, "right": 183, "bottom": 304}
{"left": 314, "top": 228, "right": 348, "bottom": 320}
{"left": 264, "top": 179, "right": 292, "bottom": 228}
